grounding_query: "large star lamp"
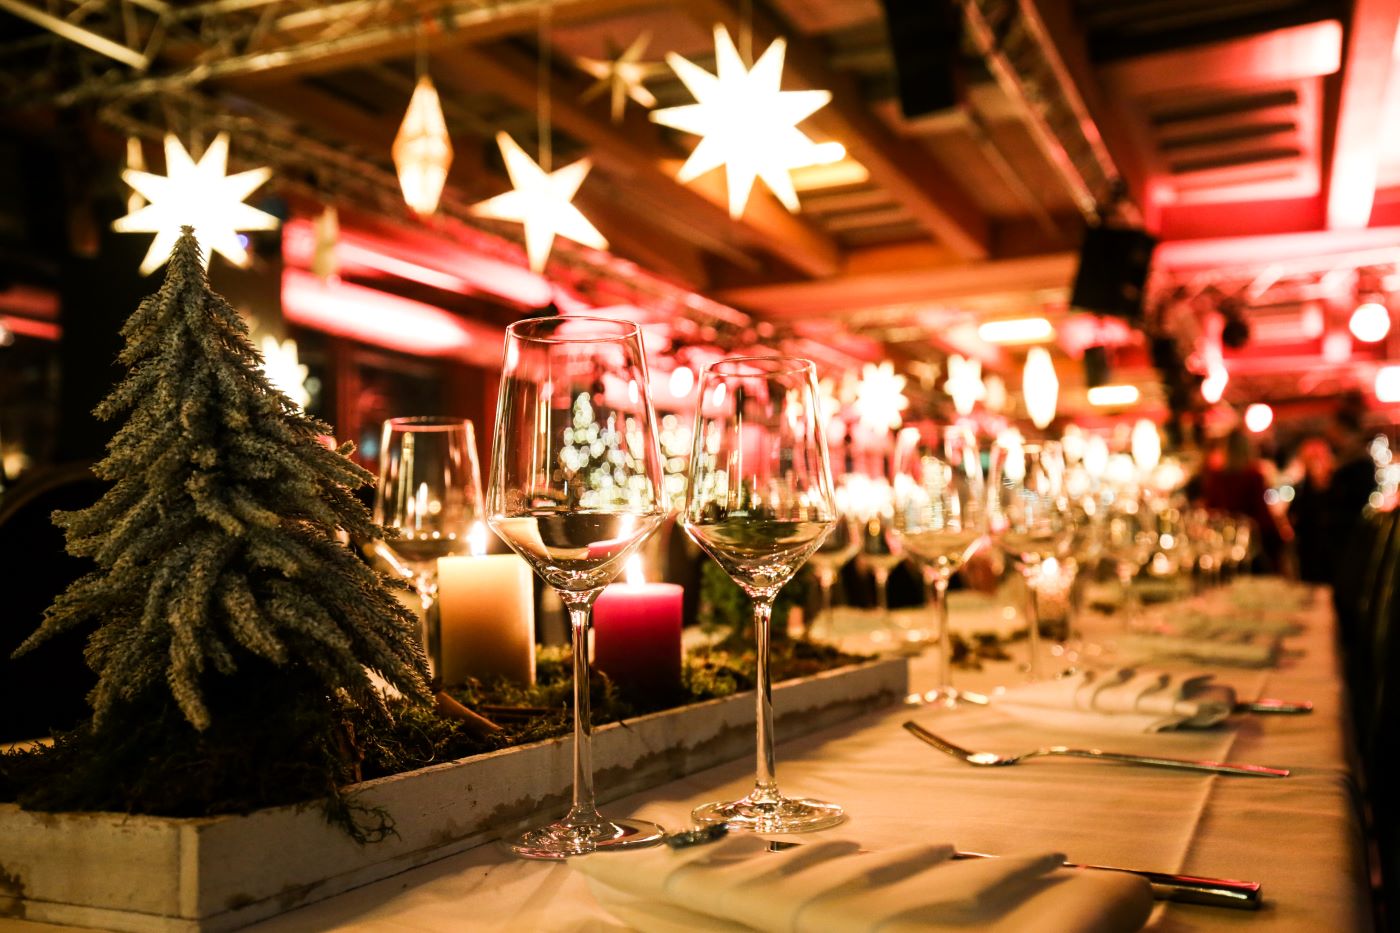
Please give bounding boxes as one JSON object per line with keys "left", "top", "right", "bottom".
{"left": 114, "top": 133, "right": 279, "bottom": 275}
{"left": 651, "top": 25, "right": 833, "bottom": 219}
{"left": 471, "top": 132, "right": 608, "bottom": 274}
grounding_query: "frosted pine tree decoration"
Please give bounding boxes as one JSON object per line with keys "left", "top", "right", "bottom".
{"left": 16, "top": 227, "right": 431, "bottom": 731}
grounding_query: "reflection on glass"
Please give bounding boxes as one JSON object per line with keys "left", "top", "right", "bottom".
{"left": 375, "top": 417, "right": 482, "bottom": 684}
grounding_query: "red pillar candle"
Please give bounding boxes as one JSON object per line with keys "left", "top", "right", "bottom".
{"left": 593, "top": 556, "right": 683, "bottom": 699}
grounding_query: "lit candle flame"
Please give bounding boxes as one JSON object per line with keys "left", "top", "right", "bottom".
{"left": 468, "top": 521, "right": 489, "bottom": 557}
{"left": 625, "top": 554, "right": 646, "bottom": 586}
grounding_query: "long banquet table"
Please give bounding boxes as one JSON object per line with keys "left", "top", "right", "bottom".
{"left": 17, "top": 580, "right": 1348, "bottom": 933}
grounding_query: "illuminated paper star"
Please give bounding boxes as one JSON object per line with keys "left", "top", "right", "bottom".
{"left": 114, "top": 133, "right": 279, "bottom": 275}
{"left": 259, "top": 336, "right": 311, "bottom": 410}
{"left": 578, "top": 32, "right": 666, "bottom": 122}
{"left": 651, "top": 25, "right": 833, "bottom": 219}
{"left": 471, "top": 132, "right": 608, "bottom": 273}
{"left": 853, "top": 361, "right": 909, "bottom": 433}
{"left": 944, "top": 354, "right": 986, "bottom": 416}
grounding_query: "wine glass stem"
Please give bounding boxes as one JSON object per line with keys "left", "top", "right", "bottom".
{"left": 874, "top": 568, "right": 891, "bottom": 622}
{"left": 1024, "top": 577, "right": 1043, "bottom": 681}
{"left": 752, "top": 596, "right": 781, "bottom": 805}
{"left": 1117, "top": 563, "right": 1139, "bottom": 625}
{"left": 564, "top": 600, "right": 603, "bottom": 825}
{"left": 818, "top": 572, "right": 835, "bottom": 633}
{"left": 416, "top": 576, "right": 442, "bottom": 689}
{"left": 929, "top": 575, "right": 951, "bottom": 691}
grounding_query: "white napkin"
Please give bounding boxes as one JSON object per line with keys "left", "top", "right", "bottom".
{"left": 575, "top": 835, "right": 1153, "bottom": 933}
{"left": 1116, "top": 632, "right": 1279, "bottom": 667}
{"left": 1176, "top": 612, "right": 1302, "bottom": 637}
{"left": 993, "top": 668, "right": 1236, "bottom": 733}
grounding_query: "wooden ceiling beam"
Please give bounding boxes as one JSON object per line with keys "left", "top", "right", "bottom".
{"left": 719, "top": 249, "right": 1078, "bottom": 319}
{"left": 682, "top": 0, "right": 991, "bottom": 260}
{"left": 215, "top": 0, "right": 660, "bottom": 88}
{"left": 1325, "top": 0, "right": 1400, "bottom": 230}
{"left": 433, "top": 44, "right": 843, "bottom": 278}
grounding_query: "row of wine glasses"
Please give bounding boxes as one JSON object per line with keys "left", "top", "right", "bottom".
{"left": 382, "top": 316, "right": 1188, "bottom": 860}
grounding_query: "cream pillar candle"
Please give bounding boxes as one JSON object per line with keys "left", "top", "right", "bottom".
{"left": 436, "top": 527, "right": 536, "bottom": 686}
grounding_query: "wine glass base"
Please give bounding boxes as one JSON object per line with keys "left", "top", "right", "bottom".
{"left": 505, "top": 817, "right": 666, "bottom": 860}
{"left": 691, "top": 795, "right": 845, "bottom": 834}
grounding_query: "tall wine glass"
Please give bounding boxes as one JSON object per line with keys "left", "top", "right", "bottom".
{"left": 858, "top": 490, "right": 904, "bottom": 627}
{"left": 989, "top": 437, "right": 1072, "bottom": 680}
{"left": 683, "top": 356, "right": 844, "bottom": 833}
{"left": 375, "top": 417, "right": 482, "bottom": 685}
{"left": 807, "top": 499, "right": 860, "bottom": 637}
{"left": 891, "top": 424, "right": 985, "bottom": 706}
{"left": 1103, "top": 494, "right": 1158, "bottom": 625}
{"left": 487, "top": 317, "right": 666, "bottom": 859}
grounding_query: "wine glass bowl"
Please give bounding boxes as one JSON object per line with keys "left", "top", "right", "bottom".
{"left": 806, "top": 508, "right": 860, "bottom": 635}
{"left": 683, "top": 356, "right": 844, "bottom": 834}
{"left": 487, "top": 316, "right": 666, "bottom": 859}
{"left": 374, "top": 416, "right": 483, "bottom": 684}
{"left": 891, "top": 424, "right": 984, "bottom": 704}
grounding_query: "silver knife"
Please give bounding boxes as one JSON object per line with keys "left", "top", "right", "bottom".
{"left": 765, "top": 841, "right": 1261, "bottom": 910}
{"left": 953, "top": 850, "right": 1261, "bottom": 910}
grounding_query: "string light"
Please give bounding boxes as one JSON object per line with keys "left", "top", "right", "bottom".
{"left": 651, "top": 25, "right": 833, "bottom": 219}
{"left": 114, "top": 133, "right": 279, "bottom": 275}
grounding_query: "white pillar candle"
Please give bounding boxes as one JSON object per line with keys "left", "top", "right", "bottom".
{"left": 436, "top": 536, "right": 536, "bottom": 687}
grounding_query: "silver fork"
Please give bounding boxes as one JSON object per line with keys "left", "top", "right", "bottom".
{"left": 902, "top": 722, "right": 1290, "bottom": 777}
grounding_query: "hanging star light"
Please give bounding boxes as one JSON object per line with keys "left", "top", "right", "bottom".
{"left": 259, "top": 335, "right": 311, "bottom": 410}
{"left": 394, "top": 75, "right": 453, "bottom": 216}
{"left": 578, "top": 32, "right": 666, "bottom": 122}
{"left": 853, "top": 361, "right": 909, "bottom": 433}
{"left": 944, "top": 354, "right": 986, "bottom": 416}
{"left": 651, "top": 24, "right": 835, "bottom": 219}
{"left": 311, "top": 205, "right": 340, "bottom": 281}
{"left": 114, "top": 133, "right": 279, "bottom": 275}
{"left": 471, "top": 132, "right": 608, "bottom": 274}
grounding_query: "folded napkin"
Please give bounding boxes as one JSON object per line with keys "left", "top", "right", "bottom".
{"left": 1117, "top": 632, "right": 1279, "bottom": 667}
{"left": 574, "top": 835, "right": 1152, "bottom": 933}
{"left": 994, "top": 668, "right": 1236, "bottom": 733}
{"left": 1176, "top": 612, "right": 1302, "bottom": 638}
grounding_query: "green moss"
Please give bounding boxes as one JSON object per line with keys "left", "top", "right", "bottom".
{"left": 0, "top": 640, "right": 867, "bottom": 840}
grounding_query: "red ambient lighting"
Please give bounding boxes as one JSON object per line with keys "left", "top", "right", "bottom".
{"left": 282, "top": 219, "right": 553, "bottom": 307}
{"left": 281, "top": 269, "right": 503, "bottom": 366}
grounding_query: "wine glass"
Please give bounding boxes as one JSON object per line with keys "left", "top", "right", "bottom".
{"left": 683, "top": 356, "right": 844, "bottom": 833}
{"left": 857, "top": 481, "right": 903, "bottom": 625}
{"left": 989, "top": 437, "right": 1072, "bottom": 680}
{"left": 1102, "top": 494, "right": 1158, "bottom": 625}
{"left": 375, "top": 417, "right": 483, "bottom": 685}
{"left": 486, "top": 316, "right": 666, "bottom": 859}
{"left": 891, "top": 424, "right": 985, "bottom": 706}
{"left": 806, "top": 494, "right": 860, "bottom": 637}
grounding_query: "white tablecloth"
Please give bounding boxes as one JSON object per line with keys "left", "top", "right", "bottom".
{"left": 96, "top": 582, "right": 1366, "bottom": 932}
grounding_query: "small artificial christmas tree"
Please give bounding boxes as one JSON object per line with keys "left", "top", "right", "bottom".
{"left": 9, "top": 228, "right": 431, "bottom": 826}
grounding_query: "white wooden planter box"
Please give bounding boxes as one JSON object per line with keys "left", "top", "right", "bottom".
{"left": 0, "top": 657, "right": 907, "bottom": 932}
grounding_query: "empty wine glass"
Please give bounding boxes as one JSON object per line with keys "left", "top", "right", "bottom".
{"left": 989, "top": 437, "right": 1072, "bottom": 680}
{"left": 857, "top": 481, "right": 903, "bottom": 625}
{"left": 806, "top": 496, "right": 860, "bottom": 637}
{"left": 1103, "top": 494, "right": 1158, "bottom": 625}
{"left": 487, "top": 317, "right": 666, "bottom": 859}
{"left": 891, "top": 424, "right": 985, "bottom": 706}
{"left": 375, "top": 417, "right": 482, "bottom": 685}
{"left": 683, "top": 356, "right": 844, "bottom": 833}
